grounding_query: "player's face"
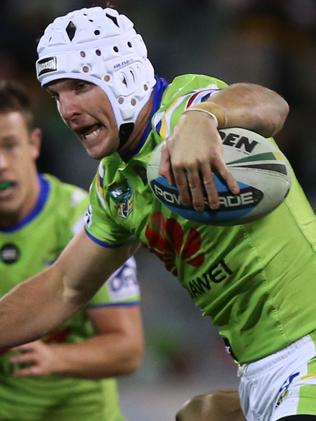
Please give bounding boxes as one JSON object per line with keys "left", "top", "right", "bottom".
{"left": 47, "top": 79, "right": 119, "bottom": 159}
{"left": 0, "top": 112, "right": 41, "bottom": 226}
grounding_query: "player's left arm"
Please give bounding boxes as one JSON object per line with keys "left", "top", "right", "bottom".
{"left": 160, "top": 83, "right": 289, "bottom": 211}
{"left": 209, "top": 82, "right": 289, "bottom": 137}
{"left": 11, "top": 304, "right": 144, "bottom": 379}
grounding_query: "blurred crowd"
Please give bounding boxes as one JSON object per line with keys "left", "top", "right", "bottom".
{"left": 1, "top": 0, "right": 316, "bottom": 394}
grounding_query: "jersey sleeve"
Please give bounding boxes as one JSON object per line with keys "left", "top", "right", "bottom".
{"left": 88, "top": 256, "right": 141, "bottom": 307}
{"left": 84, "top": 162, "right": 135, "bottom": 247}
{"left": 153, "top": 74, "right": 228, "bottom": 140}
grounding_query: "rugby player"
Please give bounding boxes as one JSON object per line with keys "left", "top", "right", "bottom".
{"left": 0, "top": 6, "right": 315, "bottom": 421}
{"left": 0, "top": 80, "right": 143, "bottom": 421}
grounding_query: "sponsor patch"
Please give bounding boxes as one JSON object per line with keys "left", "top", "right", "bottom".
{"left": 107, "top": 264, "right": 139, "bottom": 301}
{"left": 151, "top": 180, "right": 262, "bottom": 211}
{"left": 37, "top": 56, "right": 57, "bottom": 76}
{"left": 0, "top": 243, "right": 20, "bottom": 264}
{"left": 275, "top": 372, "right": 300, "bottom": 408}
{"left": 108, "top": 181, "right": 133, "bottom": 218}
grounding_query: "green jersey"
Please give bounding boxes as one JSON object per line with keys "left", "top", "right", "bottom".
{"left": 85, "top": 75, "right": 316, "bottom": 364}
{"left": 0, "top": 174, "right": 140, "bottom": 421}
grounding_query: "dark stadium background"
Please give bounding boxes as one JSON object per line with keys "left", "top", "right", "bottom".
{"left": 1, "top": 0, "right": 316, "bottom": 419}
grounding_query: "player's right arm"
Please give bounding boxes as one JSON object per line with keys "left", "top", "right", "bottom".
{"left": 0, "top": 229, "right": 139, "bottom": 349}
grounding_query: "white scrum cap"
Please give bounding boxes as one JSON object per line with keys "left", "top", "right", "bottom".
{"left": 36, "top": 7, "right": 156, "bottom": 132}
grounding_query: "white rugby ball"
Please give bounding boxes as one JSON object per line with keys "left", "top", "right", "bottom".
{"left": 147, "top": 127, "right": 291, "bottom": 225}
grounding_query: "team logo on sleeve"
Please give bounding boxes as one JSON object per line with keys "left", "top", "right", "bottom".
{"left": 118, "top": 196, "right": 133, "bottom": 218}
{"left": 108, "top": 181, "right": 134, "bottom": 218}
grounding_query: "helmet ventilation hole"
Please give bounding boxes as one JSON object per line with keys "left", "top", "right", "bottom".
{"left": 105, "top": 13, "right": 119, "bottom": 27}
{"left": 130, "top": 70, "right": 135, "bottom": 82}
{"left": 66, "top": 21, "right": 77, "bottom": 41}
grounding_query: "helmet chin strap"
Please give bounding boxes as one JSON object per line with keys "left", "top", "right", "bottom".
{"left": 119, "top": 122, "right": 134, "bottom": 148}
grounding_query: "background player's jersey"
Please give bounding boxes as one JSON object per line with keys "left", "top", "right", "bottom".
{"left": 0, "top": 173, "right": 140, "bottom": 421}
{"left": 85, "top": 74, "right": 316, "bottom": 364}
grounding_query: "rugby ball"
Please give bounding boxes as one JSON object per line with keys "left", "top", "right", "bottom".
{"left": 147, "top": 127, "right": 291, "bottom": 225}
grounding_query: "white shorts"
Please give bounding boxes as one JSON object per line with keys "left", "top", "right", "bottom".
{"left": 238, "top": 332, "right": 316, "bottom": 421}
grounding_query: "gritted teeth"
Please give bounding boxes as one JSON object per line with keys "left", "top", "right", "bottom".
{"left": 78, "top": 124, "right": 101, "bottom": 136}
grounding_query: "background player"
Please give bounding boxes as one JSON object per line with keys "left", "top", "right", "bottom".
{"left": 0, "top": 79, "right": 144, "bottom": 421}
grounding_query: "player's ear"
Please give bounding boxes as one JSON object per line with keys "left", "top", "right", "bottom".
{"left": 29, "top": 127, "right": 42, "bottom": 160}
